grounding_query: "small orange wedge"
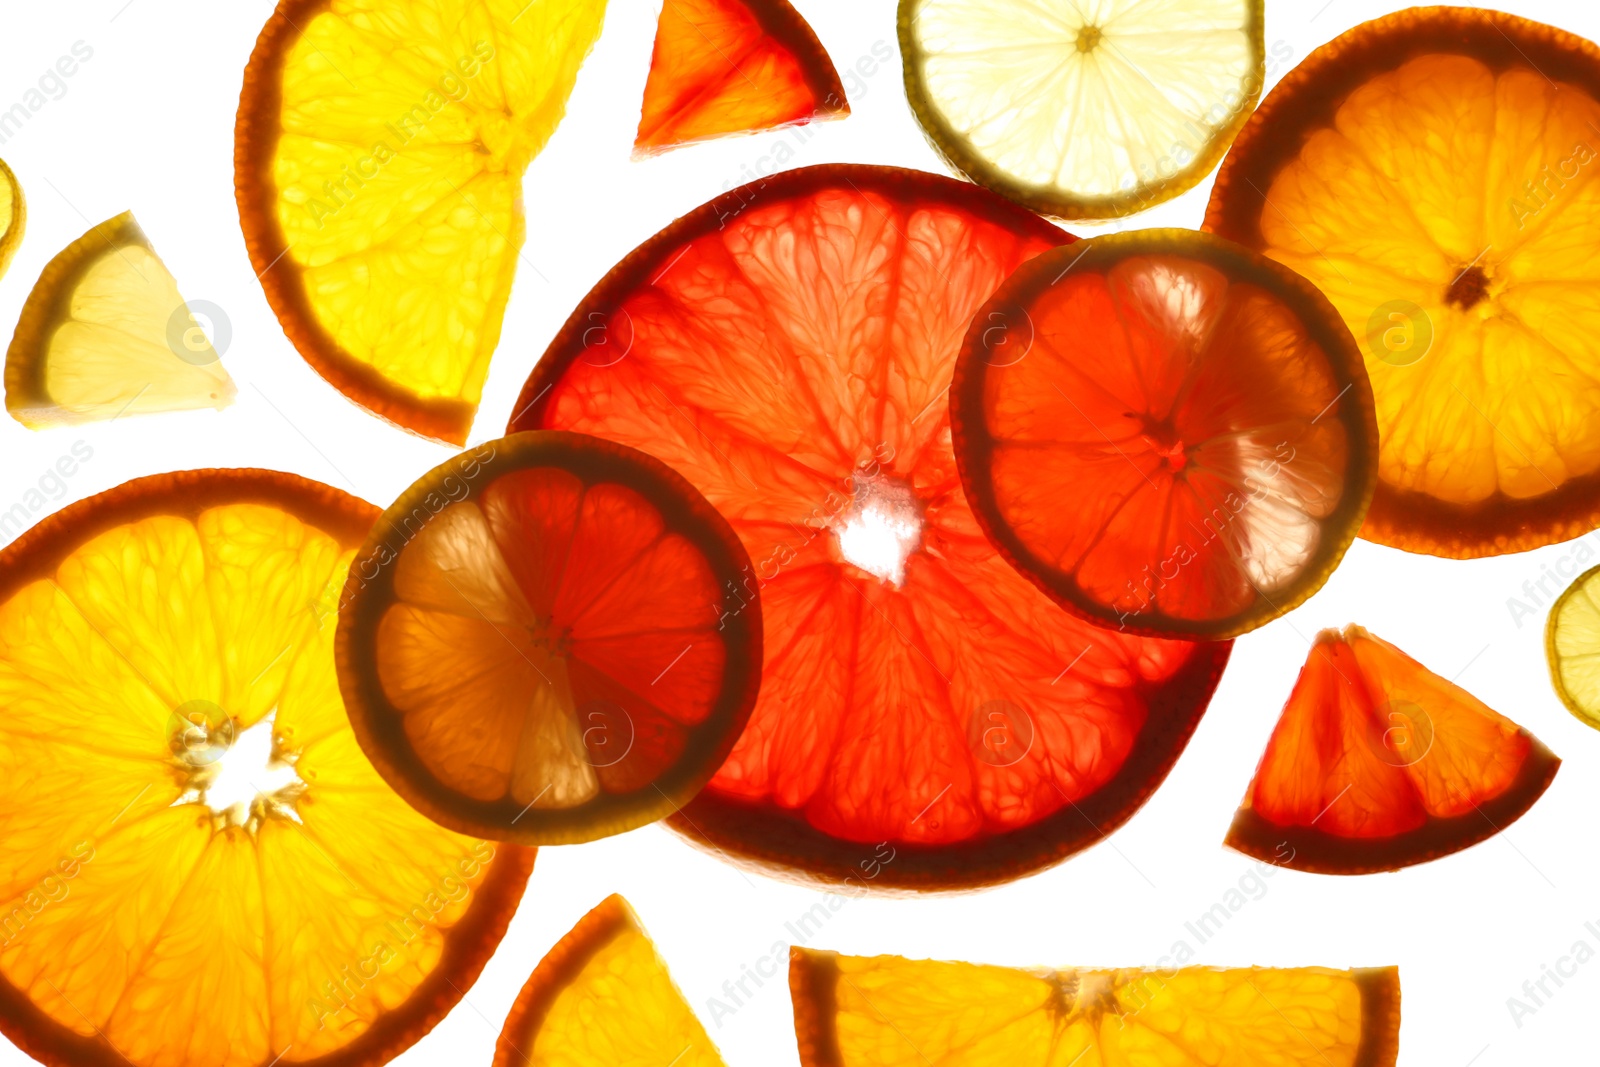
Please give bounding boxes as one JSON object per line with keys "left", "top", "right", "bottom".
{"left": 634, "top": 0, "right": 847, "bottom": 157}
{"left": 1228, "top": 624, "right": 1560, "bottom": 874}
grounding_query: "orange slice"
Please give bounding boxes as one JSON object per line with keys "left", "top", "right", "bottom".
{"left": 1206, "top": 8, "right": 1600, "bottom": 557}
{"left": 6, "top": 212, "right": 235, "bottom": 428}
{"left": 1546, "top": 561, "right": 1600, "bottom": 731}
{"left": 493, "top": 894, "right": 725, "bottom": 1066}
{"left": 1228, "top": 624, "right": 1560, "bottom": 874}
{"left": 951, "top": 229, "right": 1377, "bottom": 640}
{"left": 512, "top": 165, "right": 1232, "bottom": 889}
{"left": 236, "top": 0, "right": 608, "bottom": 444}
{"left": 0, "top": 157, "right": 22, "bottom": 281}
{"left": 790, "top": 948, "right": 1401, "bottom": 1067}
{"left": 0, "top": 469, "right": 532, "bottom": 1067}
{"left": 634, "top": 0, "right": 848, "bottom": 156}
{"left": 336, "top": 431, "right": 762, "bottom": 845}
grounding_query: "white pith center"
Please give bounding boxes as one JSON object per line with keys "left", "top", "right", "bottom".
{"left": 831, "top": 473, "right": 924, "bottom": 587}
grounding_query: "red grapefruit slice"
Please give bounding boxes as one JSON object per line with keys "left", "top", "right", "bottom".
{"left": 634, "top": 0, "right": 848, "bottom": 157}
{"left": 511, "top": 165, "right": 1232, "bottom": 889}
{"left": 1229, "top": 624, "right": 1560, "bottom": 874}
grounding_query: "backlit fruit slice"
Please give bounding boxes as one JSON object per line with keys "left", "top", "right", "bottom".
{"left": 511, "top": 164, "right": 1232, "bottom": 890}
{"left": 899, "top": 0, "right": 1263, "bottom": 220}
{"left": 1228, "top": 624, "right": 1560, "bottom": 875}
{"left": 0, "top": 157, "right": 22, "bottom": 281}
{"left": 951, "top": 229, "right": 1378, "bottom": 641}
{"left": 1546, "top": 561, "right": 1600, "bottom": 731}
{"left": 790, "top": 948, "right": 1401, "bottom": 1067}
{"left": 236, "top": 0, "right": 608, "bottom": 445}
{"left": 5, "top": 212, "right": 235, "bottom": 428}
{"left": 634, "top": 0, "right": 848, "bottom": 157}
{"left": 336, "top": 431, "right": 762, "bottom": 845}
{"left": 1206, "top": 9, "right": 1600, "bottom": 558}
{"left": 493, "top": 894, "right": 725, "bottom": 1066}
{"left": 0, "top": 470, "right": 532, "bottom": 1067}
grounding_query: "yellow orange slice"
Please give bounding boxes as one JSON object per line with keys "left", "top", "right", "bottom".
{"left": 791, "top": 948, "right": 1401, "bottom": 1067}
{"left": 0, "top": 470, "right": 532, "bottom": 1067}
{"left": 1547, "top": 562, "right": 1600, "bottom": 731}
{"left": 236, "top": 0, "right": 609, "bottom": 444}
{"left": 0, "top": 157, "right": 22, "bottom": 281}
{"left": 493, "top": 895, "right": 725, "bottom": 1066}
{"left": 6, "top": 212, "right": 235, "bottom": 428}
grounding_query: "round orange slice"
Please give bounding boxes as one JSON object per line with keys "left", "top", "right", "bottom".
{"left": 790, "top": 948, "right": 1402, "bottom": 1067}
{"left": 0, "top": 469, "right": 532, "bottom": 1067}
{"left": 951, "top": 229, "right": 1378, "bottom": 640}
{"left": 511, "top": 165, "right": 1232, "bottom": 890}
{"left": 493, "top": 894, "right": 725, "bottom": 1066}
{"left": 1228, "top": 624, "right": 1560, "bottom": 875}
{"left": 336, "top": 431, "right": 762, "bottom": 846}
{"left": 1206, "top": 8, "right": 1600, "bottom": 557}
{"left": 0, "top": 157, "right": 22, "bottom": 281}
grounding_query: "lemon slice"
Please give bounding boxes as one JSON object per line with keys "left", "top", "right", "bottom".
{"left": 5, "top": 211, "right": 235, "bottom": 428}
{"left": 236, "top": 0, "right": 609, "bottom": 444}
{"left": 899, "top": 0, "right": 1263, "bottom": 218}
{"left": 1548, "top": 562, "right": 1600, "bottom": 730}
{"left": 0, "top": 158, "right": 22, "bottom": 281}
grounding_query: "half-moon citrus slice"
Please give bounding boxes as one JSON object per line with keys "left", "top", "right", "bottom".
{"left": 1206, "top": 8, "right": 1600, "bottom": 557}
{"left": 790, "top": 948, "right": 1401, "bottom": 1067}
{"left": 0, "top": 157, "right": 22, "bottom": 281}
{"left": 950, "top": 229, "right": 1378, "bottom": 640}
{"left": 1546, "top": 561, "right": 1600, "bottom": 731}
{"left": 898, "top": 0, "right": 1264, "bottom": 219}
{"left": 236, "top": 0, "right": 608, "bottom": 444}
{"left": 336, "top": 431, "right": 762, "bottom": 845}
{"left": 0, "top": 469, "right": 533, "bottom": 1067}
{"left": 634, "top": 0, "right": 848, "bottom": 157}
{"left": 6, "top": 211, "right": 235, "bottom": 428}
{"left": 492, "top": 894, "right": 725, "bottom": 1067}
{"left": 1228, "top": 624, "right": 1560, "bottom": 875}
{"left": 511, "top": 165, "right": 1232, "bottom": 890}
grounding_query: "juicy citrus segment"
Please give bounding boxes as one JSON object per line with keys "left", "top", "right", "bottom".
{"left": 1205, "top": 9, "right": 1600, "bottom": 556}
{"left": 0, "top": 157, "right": 23, "bottom": 281}
{"left": 5, "top": 211, "right": 235, "bottom": 429}
{"left": 336, "top": 431, "right": 762, "bottom": 845}
{"left": 1229, "top": 624, "right": 1560, "bottom": 874}
{"left": 512, "top": 165, "right": 1232, "bottom": 889}
{"left": 1547, "top": 562, "right": 1600, "bottom": 730}
{"left": 899, "top": 0, "right": 1263, "bottom": 219}
{"left": 236, "top": 0, "right": 609, "bottom": 444}
{"left": 634, "top": 0, "right": 848, "bottom": 156}
{"left": 0, "top": 471, "right": 532, "bottom": 1067}
{"left": 952, "top": 230, "right": 1377, "bottom": 640}
{"left": 790, "top": 949, "right": 1401, "bottom": 1067}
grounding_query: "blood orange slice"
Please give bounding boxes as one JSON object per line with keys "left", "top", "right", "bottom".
{"left": 1228, "top": 624, "right": 1560, "bottom": 875}
{"left": 511, "top": 165, "right": 1232, "bottom": 889}
{"left": 336, "top": 431, "right": 762, "bottom": 845}
{"left": 634, "top": 0, "right": 848, "bottom": 157}
{"left": 950, "top": 229, "right": 1378, "bottom": 640}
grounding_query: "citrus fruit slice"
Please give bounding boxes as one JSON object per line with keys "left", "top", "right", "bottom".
{"left": 5, "top": 211, "right": 235, "bottom": 429}
{"left": 1546, "top": 561, "right": 1600, "bottom": 731}
{"left": 1228, "top": 624, "right": 1560, "bottom": 875}
{"left": 511, "top": 164, "right": 1232, "bottom": 890}
{"left": 634, "top": 0, "right": 848, "bottom": 157}
{"left": 790, "top": 948, "right": 1401, "bottom": 1067}
{"left": 898, "top": 0, "right": 1264, "bottom": 219}
{"left": 336, "top": 430, "right": 762, "bottom": 845}
{"left": 0, "top": 469, "right": 533, "bottom": 1067}
{"left": 0, "top": 157, "right": 22, "bottom": 281}
{"left": 950, "top": 229, "right": 1378, "bottom": 640}
{"left": 493, "top": 894, "right": 725, "bottom": 1066}
{"left": 236, "top": 0, "right": 608, "bottom": 444}
{"left": 1206, "top": 8, "right": 1600, "bottom": 558}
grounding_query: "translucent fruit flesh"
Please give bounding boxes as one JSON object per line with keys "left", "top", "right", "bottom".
{"left": 0, "top": 158, "right": 22, "bottom": 281}
{"left": 1228, "top": 624, "right": 1560, "bottom": 874}
{"left": 1547, "top": 562, "right": 1600, "bottom": 730}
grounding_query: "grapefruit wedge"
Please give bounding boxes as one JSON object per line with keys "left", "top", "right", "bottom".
{"left": 512, "top": 165, "right": 1232, "bottom": 890}
{"left": 635, "top": 0, "right": 848, "bottom": 156}
{"left": 1228, "top": 624, "right": 1560, "bottom": 874}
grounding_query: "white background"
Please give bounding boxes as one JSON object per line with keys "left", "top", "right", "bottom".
{"left": 0, "top": 0, "right": 1594, "bottom": 1064}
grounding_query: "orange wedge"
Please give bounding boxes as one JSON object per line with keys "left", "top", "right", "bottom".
{"left": 0, "top": 469, "right": 532, "bottom": 1067}
{"left": 1228, "top": 624, "right": 1560, "bottom": 874}
{"left": 493, "top": 895, "right": 725, "bottom": 1066}
{"left": 791, "top": 948, "right": 1401, "bottom": 1066}
{"left": 6, "top": 212, "right": 235, "bottom": 428}
{"left": 634, "top": 0, "right": 848, "bottom": 157}
{"left": 1206, "top": 8, "right": 1600, "bottom": 556}
{"left": 0, "top": 157, "right": 22, "bottom": 281}
{"left": 236, "top": 0, "right": 608, "bottom": 443}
